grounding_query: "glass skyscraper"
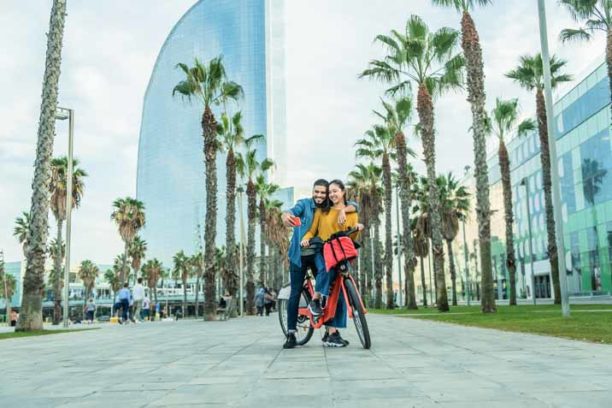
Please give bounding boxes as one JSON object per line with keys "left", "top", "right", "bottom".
{"left": 456, "top": 60, "right": 611, "bottom": 300}
{"left": 136, "top": 0, "right": 288, "bottom": 264}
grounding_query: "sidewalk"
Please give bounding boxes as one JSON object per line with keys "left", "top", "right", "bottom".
{"left": 0, "top": 313, "right": 610, "bottom": 407}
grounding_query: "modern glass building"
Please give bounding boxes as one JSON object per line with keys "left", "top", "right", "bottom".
{"left": 456, "top": 60, "right": 611, "bottom": 300}
{"left": 136, "top": 0, "right": 288, "bottom": 264}
{"left": 1, "top": 261, "right": 23, "bottom": 310}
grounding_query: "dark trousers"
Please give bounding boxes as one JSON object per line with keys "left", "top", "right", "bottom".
{"left": 287, "top": 254, "right": 324, "bottom": 332}
{"left": 120, "top": 299, "right": 129, "bottom": 321}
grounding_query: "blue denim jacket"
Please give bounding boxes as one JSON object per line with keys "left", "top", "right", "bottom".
{"left": 287, "top": 198, "right": 359, "bottom": 268}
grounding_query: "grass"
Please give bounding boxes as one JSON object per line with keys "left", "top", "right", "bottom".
{"left": 0, "top": 328, "right": 98, "bottom": 341}
{"left": 370, "top": 304, "right": 612, "bottom": 344}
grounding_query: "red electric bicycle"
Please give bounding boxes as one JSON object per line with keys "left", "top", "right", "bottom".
{"left": 278, "top": 228, "right": 371, "bottom": 349}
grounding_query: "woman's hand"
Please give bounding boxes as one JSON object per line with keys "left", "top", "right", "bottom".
{"left": 356, "top": 223, "right": 365, "bottom": 231}
{"left": 301, "top": 239, "right": 310, "bottom": 248}
{"left": 338, "top": 208, "right": 347, "bottom": 225}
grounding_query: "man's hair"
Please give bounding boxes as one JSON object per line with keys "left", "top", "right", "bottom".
{"left": 312, "top": 179, "right": 329, "bottom": 188}
{"left": 137, "top": 277, "right": 142, "bottom": 284}
{"left": 123, "top": 283, "right": 129, "bottom": 288}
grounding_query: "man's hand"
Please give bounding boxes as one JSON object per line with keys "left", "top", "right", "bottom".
{"left": 300, "top": 239, "right": 310, "bottom": 248}
{"left": 338, "top": 208, "right": 347, "bottom": 225}
{"left": 282, "top": 212, "right": 296, "bottom": 227}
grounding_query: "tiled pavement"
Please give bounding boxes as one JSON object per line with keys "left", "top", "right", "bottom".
{"left": 1, "top": 313, "right": 611, "bottom": 407}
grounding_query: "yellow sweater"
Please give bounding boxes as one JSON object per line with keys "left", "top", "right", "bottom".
{"left": 303, "top": 208, "right": 360, "bottom": 242}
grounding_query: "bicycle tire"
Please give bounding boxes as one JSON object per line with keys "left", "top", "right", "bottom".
{"left": 278, "top": 287, "right": 314, "bottom": 346}
{"left": 344, "top": 278, "right": 371, "bottom": 349}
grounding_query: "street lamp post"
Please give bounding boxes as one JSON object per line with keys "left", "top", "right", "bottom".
{"left": 395, "top": 186, "right": 403, "bottom": 307}
{"left": 521, "top": 178, "right": 537, "bottom": 306}
{"left": 237, "top": 187, "right": 246, "bottom": 317}
{"left": 461, "top": 219, "right": 470, "bottom": 306}
{"left": 56, "top": 107, "right": 74, "bottom": 327}
{"left": 537, "top": 0, "right": 570, "bottom": 317}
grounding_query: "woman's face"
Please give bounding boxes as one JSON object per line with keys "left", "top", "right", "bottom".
{"left": 328, "top": 183, "right": 344, "bottom": 204}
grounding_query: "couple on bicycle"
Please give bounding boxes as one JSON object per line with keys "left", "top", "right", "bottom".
{"left": 281, "top": 178, "right": 363, "bottom": 349}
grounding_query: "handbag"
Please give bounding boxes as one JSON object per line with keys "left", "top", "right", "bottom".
{"left": 323, "top": 236, "right": 358, "bottom": 271}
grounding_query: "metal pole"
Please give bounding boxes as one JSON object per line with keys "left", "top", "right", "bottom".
{"left": 395, "top": 187, "right": 403, "bottom": 307}
{"left": 63, "top": 108, "right": 74, "bottom": 327}
{"left": 461, "top": 219, "right": 470, "bottom": 306}
{"left": 537, "top": 0, "right": 570, "bottom": 317}
{"left": 522, "top": 178, "right": 537, "bottom": 306}
{"left": 238, "top": 189, "right": 246, "bottom": 317}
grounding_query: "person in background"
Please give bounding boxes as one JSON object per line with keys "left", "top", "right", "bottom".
{"left": 85, "top": 298, "right": 96, "bottom": 323}
{"left": 133, "top": 278, "right": 145, "bottom": 322}
{"left": 142, "top": 295, "right": 150, "bottom": 321}
{"left": 255, "top": 285, "right": 266, "bottom": 316}
{"left": 117, "top": 283, "right": 131, "bottom": 324}
{"left": 10, "top": 310, "right": 18, "bottom": 327}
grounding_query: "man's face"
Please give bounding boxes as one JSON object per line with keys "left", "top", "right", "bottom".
{"left": 312, "top": 184, "right": 328, "bottom": 205}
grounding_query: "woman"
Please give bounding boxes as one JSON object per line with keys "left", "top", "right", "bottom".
{"left": 301, "top": 179, "right": 363, "bottom": 347}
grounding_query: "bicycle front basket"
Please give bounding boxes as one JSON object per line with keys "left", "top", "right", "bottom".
{"left": 323, "top": 236, "right": 358, "bottom": 271}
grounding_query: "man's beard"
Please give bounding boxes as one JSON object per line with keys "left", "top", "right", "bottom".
{"left": 314, "top": 198, "right": 328, "bottom": 208}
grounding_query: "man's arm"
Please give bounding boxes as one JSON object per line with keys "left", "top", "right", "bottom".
{"left": 338, "top": 200, "right": 360, "bottom": 225}
{"left": 282, "top": 199, "right": 306, "bottom": 227}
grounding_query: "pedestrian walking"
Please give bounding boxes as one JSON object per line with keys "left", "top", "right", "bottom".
{"left": 117, "top": 283, "right": 131, "bottom": 324}
{"left": 133, "top": 278, "right": 145, "bottom": 321}
{"left": 142, "top": 296, "right": 150, "bottom": 321}
{"left": 255, "top": 285, "right": 265, "bottom": 316}
{"left": 85, "top": 298, "right": 96, "bottom": 323}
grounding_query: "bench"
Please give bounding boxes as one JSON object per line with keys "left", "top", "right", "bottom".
{"left": 216, "top": 296, "right": 235, "bottom": 321}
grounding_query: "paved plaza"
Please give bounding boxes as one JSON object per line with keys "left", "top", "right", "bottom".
{"left": 1, "top": 313, "right": 611, "bottom": 407}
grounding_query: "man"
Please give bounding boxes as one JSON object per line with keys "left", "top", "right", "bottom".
{"left": 133, "top": 278, "right": 145, "bottom": 322}
{"left": 142, "top": 295, "right": 150, "bottom": 321}
{"left": 281, "top": 179, "right": 357, "bottom": 349}
{"left": 117, "top": 283, "right": 131, "bottom": 324}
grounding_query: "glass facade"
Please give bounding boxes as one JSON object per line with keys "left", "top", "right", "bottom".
{"left": 482, "top": 61, "right": 611, "bottom": 298}
{"left": 136, "top": 0, "right": 288, "bottom": 264}
{"left": 1, "top": 261, "right": 22, "bottom": 309}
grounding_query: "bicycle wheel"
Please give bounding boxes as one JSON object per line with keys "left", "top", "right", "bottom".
{"left": 278, "top": 286, "right": 314, "bottom": 346}
{"left": 344, "top": 278, "right": 371, "bottom": 349}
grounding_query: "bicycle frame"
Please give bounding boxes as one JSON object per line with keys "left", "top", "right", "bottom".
{"left": 298, "top": 261, "right": 367, "bottom": 329}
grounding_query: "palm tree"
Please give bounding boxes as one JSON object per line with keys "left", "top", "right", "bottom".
{"left": 104, "top": 268, "right": 120, "bottom": 313}
{"left": 506, "top": 54, "right": 572, "bottom": 304}
{"left": 128, "top": 235, "right": 147, "bottom": 283}
{"left": 486, "top": 98, "right": 536, "bottom": 305}
{"left": 432, "top": 0, "right": 496, "bottom": 313}
{"left": 438, "top": 173, "right": 470, "bottom": 306}
{"left": 172, "top": 250, "right": 190, "bottom": 318}
{"left": 78, "top": 260, "right": 99, "bottom": 318}
{"left": 173, "top": 57, "right": 243, "bottom": 321}
{"left": 111, "top": 197, "right": 146, "bottom": 284}
{"left": 374, "top": 97, "right": 419, "bottom": 309}
{"left": 264, "top": 199, "right": 290, "bottom": 289}
{"left": 348, "top": 164, "right": 379, "bottom": 300}
{"left": 361, "top": 15, "right": 464, "bottom": 312}
{"left": 356, "top": 124, "right": 397, "bottom": 309}
{"left": 48, "top": 238, "right": 65, "bottom": 324}
{"left": 237, "top": 143, "right": 273, "bottom": 315}
{"left": 13, "top": 212, "right": 31, "bottom": 257}
{"left": 255, "top": 174, "right": 279, "bottom": 286}
{"left": 412, "top": 216, "right": 430, "bottom": 306}
{"left": 218, "top": 111, "right": 246, "bottom": 299}
{"left": 190, "top": 252, "right": 204, "bottom": 318}
{"left": 17, "top": 0, "right": 68, "bottom": 332}
{"left": 49, "top": 156, "right": 87, "bottom": 323}
{"left": 559, "top": 0, "right": 611, "bottom": 103}
{"left": 349, "top": 163, "right": 384, "bottom": 307}
{"left": 141, "top": 258, "right": 163, "bottom": 307}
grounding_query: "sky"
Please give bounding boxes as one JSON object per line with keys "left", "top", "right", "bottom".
{"left": 0, "top": 0, "right": 605, "bottom": 265}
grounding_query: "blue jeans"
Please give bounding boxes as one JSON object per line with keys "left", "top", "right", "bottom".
{"left": 287, "top": 254, "right": 324, "bottom": 332}
{"left": 313, "top": 253, "right": 347, "bottom": 329}
{"left": 120, "top": 299, "right": 129, "bottom": 321}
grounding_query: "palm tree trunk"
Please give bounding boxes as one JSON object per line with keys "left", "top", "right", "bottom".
{"left": 607, "top": 27, "right": 611, "bottom": 108}
{"left": 52, "top": 218, "right": 63, "bottom": 325}
{"left": 121, "top": 242, "right": 129, "bottom": 285}
{"left": 259, "top": 200, "right": 266, "bottom": 286}
{"left": 395, "top": 133, "right": 418, "bottom": 310}
{"left": 461, "top": 10, "right": 495, "bottom": 313}
{"left": 182, "top": 277, "right": 187, "bottom": 318}
{"left": 202, "top": 105, "right": 218, "bottom": 320}
{"left": 225, "top": 149, "right": 237, "bottom": 297}
{"left": 446, "top": 240, "right": 458, "bottom": 306}
{"left": 536, "top": 88, "right": 561, "bottom": 303}
{"left": 382, "top": 153, "right": 394, "bottom": 309}
{"left": 360, "top": 225, "right": 371, "bottom": 306}
{"left": 416, "top": 83, "right": 448, "bottom": 312}
{"left": 194, "top": 274, "right": 200, "bottom": 318}
{"left": 419, "top": 255, "right": 427, "bottom": 307}
{"left": 246, "top": 182, "right": 257, "bottom": 315}
{"left": 499, "top": 139, "right": 518, "bottom": 305}
{"left": 374, "top": 222, "right": 383, "bottom": 309}
{"left": 17, "top": 0, "right": 67, "bottom": 332}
